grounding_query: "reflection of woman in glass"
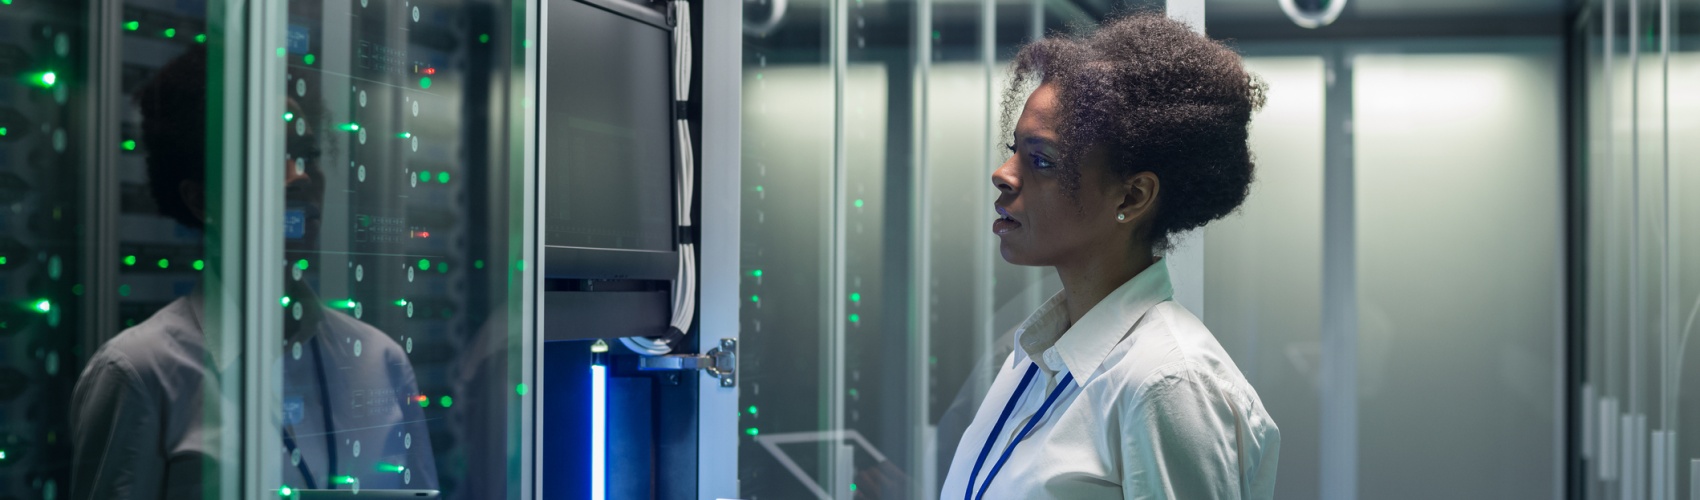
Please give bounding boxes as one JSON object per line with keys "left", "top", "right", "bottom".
{"left": 68, "top": 47, "right": 437, "bottom": 499}
{"left": 941, "top": 13, "right": 1279, "bottom": 499}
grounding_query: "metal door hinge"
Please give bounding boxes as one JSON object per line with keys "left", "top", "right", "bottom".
{"left": 638, "top": 338, "right": 737, "bottom": 387}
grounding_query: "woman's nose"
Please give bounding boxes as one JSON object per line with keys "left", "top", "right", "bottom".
{"left": 992, "top": 156, "right": 1018, "bottom": 193}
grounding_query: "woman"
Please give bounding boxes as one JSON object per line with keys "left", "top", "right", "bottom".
{"left": 941, "top": 13, "right": 1278, "bottom": 500}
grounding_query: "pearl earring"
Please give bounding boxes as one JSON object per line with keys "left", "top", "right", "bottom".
{"left": 1117, "top": 213, "right": 1126, "bottom": 221}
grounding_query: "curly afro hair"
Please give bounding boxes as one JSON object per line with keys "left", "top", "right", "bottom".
{"left": 1001, "top": 12, "right": 1265, "bottom": 252}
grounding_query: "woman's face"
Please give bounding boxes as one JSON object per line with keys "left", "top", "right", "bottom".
{"left": 991, "top": 82, "right": 1138, "bottom": 267}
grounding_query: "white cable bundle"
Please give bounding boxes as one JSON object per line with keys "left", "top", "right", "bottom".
{"left": 623, "top": 0, "right": 695, "bottom": 356}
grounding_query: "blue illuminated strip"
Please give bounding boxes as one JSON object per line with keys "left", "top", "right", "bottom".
{"left": 591, "top": 363, "right": 607, "bottom": 500}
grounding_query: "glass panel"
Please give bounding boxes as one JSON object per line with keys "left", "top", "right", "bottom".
{"left": 1, "top": 1, "right": 92, "bottom": 499}
{"left": 1671, "top": 1, "right": 1700, "bottom": 497}
{"left": 735, "top": 0, "right": 1046, "bottom": 497}
{"left": 1353, "top": 49, "right": 1563, "bottom": 498}
{"left": 272, "top": 0, "right": 529, "bottom": 497}
{"left": 60, "top": 1, "right": 245, "bottom": 498}
{"left": 1203, "top": 54, "right": 1327, "bottom": 500}
{"left": 737, "top": 0, "right": 841, "bottom": 495}
{"left": 1581, "top": 0, "right": 1618, "bottom": 494}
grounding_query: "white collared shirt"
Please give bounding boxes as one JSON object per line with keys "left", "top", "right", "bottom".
{"left": 941, "top": 261, "right": 1280, "bottom": 500}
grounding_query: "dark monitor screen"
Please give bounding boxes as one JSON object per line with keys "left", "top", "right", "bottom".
{"left": 543, "top": 0, "right": 674, "bottom": 256}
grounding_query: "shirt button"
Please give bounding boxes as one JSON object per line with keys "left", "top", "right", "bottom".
{"left": 1043, "top": 349, "right": 1063, "bottom": 372}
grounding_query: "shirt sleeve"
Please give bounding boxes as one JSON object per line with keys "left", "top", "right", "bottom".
{"left": 1118, "top": 363, "right": 1244, "bottom": 500}
{"left": 70, "top": 354, "right": 165, "bottom": 500}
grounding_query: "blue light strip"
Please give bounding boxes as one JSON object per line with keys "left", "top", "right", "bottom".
{"left": 591, "top": 363, "right": 606, "bottom": 500}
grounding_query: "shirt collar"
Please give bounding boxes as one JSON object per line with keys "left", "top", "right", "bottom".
{"left": 1011, "top": 259, "right": 1175, "bottom": 386}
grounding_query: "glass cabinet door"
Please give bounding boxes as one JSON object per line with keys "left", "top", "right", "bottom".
{"left": 734, "top": 0, "right": 1054, "bottom": 497}
{"left": 0, "top": 1, "right": 92, "bottom": 499}
{"left": 267, "top": 0, "right": 532, "bottom": 498}
{"left": 2, "top": 0, "right": 536, "bottom": 499}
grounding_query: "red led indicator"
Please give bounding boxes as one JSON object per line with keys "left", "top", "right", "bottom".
{"left": 413, "top": 231, "right": 431, "bottom": 238}
{"left": 425, "top": 68, "right": 436, "bottom": 75}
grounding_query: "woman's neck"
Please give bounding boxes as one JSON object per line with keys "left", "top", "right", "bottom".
{"left": 1054, "top": 248, "right": 1156, "bottom": 326}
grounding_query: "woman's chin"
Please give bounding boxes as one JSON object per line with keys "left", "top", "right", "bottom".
{"left": 998, "top": 242, "right": 1043, "bottom": 267}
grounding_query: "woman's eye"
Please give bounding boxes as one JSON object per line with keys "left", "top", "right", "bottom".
{"left": 1030, "top": 155, "right": 1054, "bottom": 170}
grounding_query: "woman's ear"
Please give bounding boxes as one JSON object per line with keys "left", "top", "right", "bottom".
{"left": 1117, "top": 171, "right": 1160, "bottom": 225}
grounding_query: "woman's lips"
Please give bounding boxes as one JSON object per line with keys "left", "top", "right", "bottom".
{"left": 994, "top": 206, "right": 1021, "bottom": 234}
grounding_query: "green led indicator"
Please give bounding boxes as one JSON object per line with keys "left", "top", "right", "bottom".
{"left": 418, "top": 171, "right": 430, "bottom": 182}
{"left": 755, "top": 73, "right": 763, "bottom": 80}
{"left": 121, "top": 140, "right": 136, "bottom": 150}
{"left": 333, "top": 476, "right": 355, "bottom": 485}
{"left": 0, "top": 127, "right": 7, "bottom": 136}
{"left": 334, "top": 299, "right": 357, "bottom": 309}
{"left": 118, "top": 284, "right": 131, "bottom": 297}
{"left": 749, "top": 295, "right": 759, "bottom": 303}
{"left": 439, "top": 395, "right": 453, "bottom": 408}
{"left": 192, "top": 259, "right": 204, "bottom": 271}
{"left": 281, "top": 296, "right": 292, "bottom": 307}
{"left": 479, "top": 33, "right": 490, "bottom": 43}
{"left": 419, "top": 76, "right": 432, "bottom": 89}
{"left": 418, "top": 396, "right": 430, "bottom": 407}
{"left": 123, "top": 255, "right": 136, "bottom": 266}
{"left": 745, "top": 427, "right": 760, "bottom": 436}
{"left": 195, "top": 33, "right": 206, "bottom": 43}
{"left": 162, "top": 28, "right": 175, "bottom": 38}
{"left": 437, "top": 262, "right": 447, "bottom": 274}
{"left": 124, "top": 21, "right": 139, "bottom": 31}
{"left": 747, "top": 405, "right": 759, "bottom": 416}
{"left": 517, "top": 260, "right": 526, "bottom": 271}
{"left": 303, "top": 53, "right": 315, "bottom": 65}
{"left": 295, "top": 259, "right": 309, "bottom": 270}
{"left": 848, "top": 388, "right": 859, "bottom": 398}
{"left": 848, "top": 314, "right": 859, "bottom": 323}
{"left": 376, "top": 463, "right": 405, "bottom": 473}
{"left": 751, "top": 269, "right": 763, "bottom": 277}
{"left": 849, "top": 293, "right": 860, "bottom": 302}
{"left": 754, "top": 185, "right": 764, "bottom": 192}
{"left": 396, "top": 131, "right": 412, "bottom": 138}
{"left": 2, "top": 0, "right": 11, "bottom": 5}
{"left": 474, "top": 260, "right": 485, "bottom": 269}
{"left": 283, "top": 112, "right": 295, "bottom": 122}
{"left": 337, "top": 122, "right": 361, "bottom": 132}
{"left": 437, "top": 172, "right": 449, "bottom": 183}
{"left": 418, "top": 259, "right": 431, "bottom": 270}
{"left": 33, "top": 71, "right": 57, "bottom": 89}
{"left": 276, "top": 47, "right": 286, "bottom": 57}
{"left": 394, "top": 299, "right": 409, "bottom": 306}
{"left": 280, "top": 485, "right": 294, "bottom": 498}
{"left": 32, "top": 299, "right": 51, "bottom": 313}
{"left": 933, "top": 30, "right": 941, "bottom": 40}
{"left": 515, "top": 383, "right": 528, "bottom": 395}
{"left": 0, "top": 256, "right": 7, "bottom": 264}
{"left": 156, "top": 258, "right": 169, "bottom": 269}
{"left": 851, "top": 484, "right": 858, "bottom": 492}
{"left": 853, "top": 199, "right": 864, "bottom": 208}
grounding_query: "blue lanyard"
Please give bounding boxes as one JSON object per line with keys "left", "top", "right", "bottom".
{"left": 964, "top": 362, "right": 1075, "bottom": 500}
